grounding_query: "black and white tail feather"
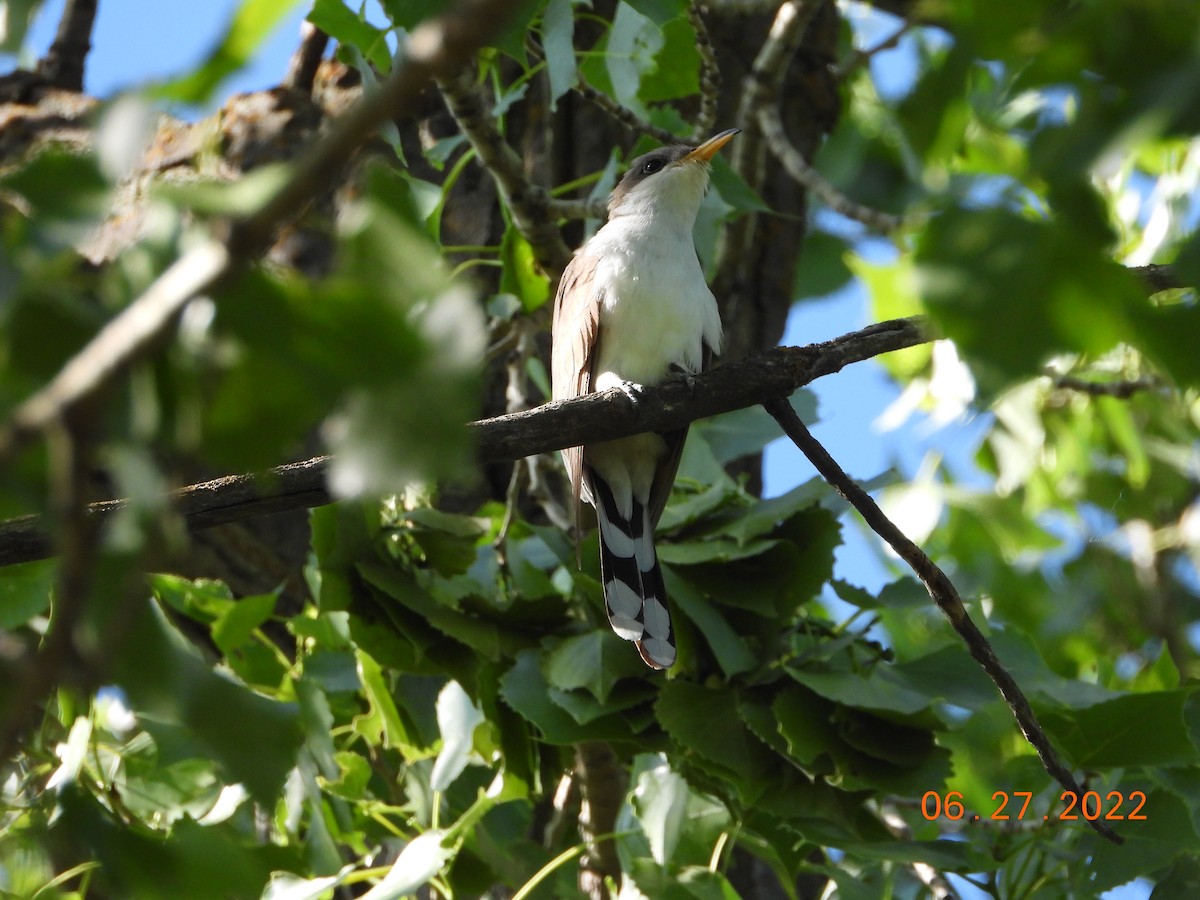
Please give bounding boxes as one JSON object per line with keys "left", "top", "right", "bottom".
{"left": 589, "top": 471, "right": 675, "bottom": 669}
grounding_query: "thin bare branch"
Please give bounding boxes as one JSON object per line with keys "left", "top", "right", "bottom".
{"left": 833, "top": 18, "right": 914, "bottom": 81}
{"left": 759, "top": 103, "right": 903, "bottom": 231}
{"left": 436, "top": 65, "right": 573, "bottom": 276}
{"left": 283, "top": 21, "right": 330, "bottom": 94}
{"left": 0, "top": 318, "right": 931, "bottom": 569}
{"left": 688, "top": 1, "right": 720, "bottom": 140}
{"left": 763, "top": 397, "right": 1123, "bottom": 846}
{"left": 1051, "top": 373, "right": 1165, "bottom": 399}
{"left": 0, "top": 418, "right": 98, "bottom": 761}
{"left": 572, "top": 79, "right": 679, "bottom": 146}
{"left": 547, "top": 196, "right": 608, "bottom": 220}
{"left": 36, "top": 0, "right": 97, "bottom": 91}
{"left": 0, "top": 0, "right": 532, "bottom": 466}
{"left": 733, "top": 0, "right": 818, "bottom": 176}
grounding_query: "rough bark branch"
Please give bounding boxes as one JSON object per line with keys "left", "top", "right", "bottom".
{"left": 283, "top": 21, "right": 330, "bottom": 94}
{"left": 36, "top": 0, "right": 97, "bottom": 91}
{"left": 0, "top": 317, "right": 930, "bottom": 569}
{"left": 435, "top": 65, "right": 573, "bottom": 275}
{"left": 0, "top": 0, "right": 531, "bottom": 466}
{"left": 688, "top": 0, "right": 721, "bottom": 140}
{"left": 763, "top": 397, "right": 1123, "bottom": 846}
{"left": 572, "top": 79, "right": 679, "bottom": 146}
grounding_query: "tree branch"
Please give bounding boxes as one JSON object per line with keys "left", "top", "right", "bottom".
{"left": 36, "top": 0, "right": 97, "bottom": 91}
{"left": 1050, "top": 373, "right": 1165, "bottom": 399}
{"left": 759, "top": 102, "right": 903, "bottom": 231}
{"left": 688, "top": 0, "right": 720, "bottom": 140}
{"left": 0, "top": 0, "right": 532, "bottom": 467}
{"left": 762, "top": 397, "right": 1123, "bottom": 846}
{"left": 0, "top": 318, "right": 930, "bottom": 569}
{"left": 435, "top": 65, "right": 574, "bottom": 275}
{"left": 572, "top": 78, "right": 679, "bottom": 147}
{"left": 283, "top": 21, "right": 330, "bottom": 95}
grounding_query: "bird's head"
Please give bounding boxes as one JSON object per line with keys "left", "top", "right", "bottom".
{"left": 607, "top": 128, "right": 739, "bottom": 226}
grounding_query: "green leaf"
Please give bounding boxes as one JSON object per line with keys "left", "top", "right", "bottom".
{"left": 211, "top": 592, "right": 277, "bottom": 654}
{"left": 161, "top": 0, "right": 305, "bottom": 102}
{"left": 631, "top": 762, "right": 690, "bottom": 866}
{"left": 915, "top": 207, "right": 1145, "bottom": 393}
{"left": 0, "top": 0, "right": 39, "bottom": 53}
{"left": 355, "top": 648, "right": 422, "bottom": 756}
{"left": 115, "top": 601, "right": 302, "bottom": 804}
{"left": 542, "top": 0, "right": 577, "bottom": 109}
{"left": 542, "top": 631, "right": 646, "bottom": 703}
{"left": 499, "top": 226, "right": 552, "bottom": 312}
{"left": 55, "top": 786, "right": 293, "bottom": 899}
{"left": 772, "top": 687, "right": 842, "bottom": 771}
{"left": 664, "top": 571, "right": 756, "bottom": 677}
{"left": 0, "top": 559, "right": 54, "bottom": 628}
{"left": 1040, "top": 689, "right": 1200, "bottom": 768}
{"left": 361, "top": 831, "right": 454, "bottom": 900}
{"left": 796, "top": 230, "right": 854, "bottom": 300}
{"left": 379, "top": 0, "right": 447, "bottom": 30}
{"left": 499, "top": 650, "right": 637, "bottom": 743}
{"left": 655, "top": 682, "right": 772, "bottom": 795}
{"left": 694, "top": 391, "right": 815, "bottom": 465}
{"left": 429, "top": 680, "right": 485, "bottom": 791}
{"left": 1, "top": 150, "right": 112, "bottom": 251}
{"left": 623, "top": 0, "right": 686, "bottom": 27}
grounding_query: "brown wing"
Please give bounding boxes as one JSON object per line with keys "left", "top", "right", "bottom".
{"left": 646, "top": 342, "right": 716, "bottom": 527}
{"left": 551, "top": 251, "right": 602, "bottom": 526}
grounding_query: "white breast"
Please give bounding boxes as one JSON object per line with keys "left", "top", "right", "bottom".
{"left": 589, "top": 223, "right": 722, "bottom": 391}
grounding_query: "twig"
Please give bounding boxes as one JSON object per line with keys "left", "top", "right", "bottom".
{"left": 762, "top": 397, "right": 1123, "bottom": 846}
{"left": 573, "top": 79, "right": 679, "bottom": 146}
{"left": 715, "top": 0, "right": 818, "bottom": 309}
{"left": 687, "top": 1, "right": 720, "bottom": 140}
{"left": 283, "top": 21, "right": 330, "bottom": 94}
{"left": 547, "top": 197, "right": 608, "bottom": 221}
{"left": 0, "top": 318, "right": 931, "bottom": 570}
{"left": 759, "top": 103, "right": 903, "bottom": 232}
{"left": 745, "top": 0, "right": 901, "bottom": 232}
{"left": 733, "top": 0, "right": 818, "bottom": 179}
{"left": 833, "top": 18, "right": 914, "bottom": 81}
{"left": 0, "top": 418, "right": 97, "bottom": 762}
{"left": 1051, "top": 373, "right": 1165, "bottom": 399}
{"left": 435, "top": 65, "right": 573, "bottom": 276}
{"left": 36, "top": 0, "right": 97, "bottom": 91}
{"left": 0, "top": 0, "right": 532, "bottom": 466}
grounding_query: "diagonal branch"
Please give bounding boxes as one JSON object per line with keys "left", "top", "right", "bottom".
{"left": 762, "top": 397, "right": 1123, "bottom": 846}
{"left": 36, "top": 0, "right": 97, "bottom": 91}
{"left": 0, "top": 318, "right": 931, "bottom": 569}
{"left": 759, "top": 103, "right": 903, "bottom": 232}
{"left": 0, "top": 0, "right": 532, "bottom": 467}
{"left": 435, "top": 65, "right": 573, "bottom": 275}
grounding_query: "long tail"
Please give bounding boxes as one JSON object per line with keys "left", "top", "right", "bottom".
{"left": 590, "top": 474, "right": 675, "bottom": 669}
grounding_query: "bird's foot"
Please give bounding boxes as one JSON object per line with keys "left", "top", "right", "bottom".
{"left": 669, "top": 363, "right": 699, "bottom": 392}
{"left": 615, "top": 379, "right": 647, "bottom": 408}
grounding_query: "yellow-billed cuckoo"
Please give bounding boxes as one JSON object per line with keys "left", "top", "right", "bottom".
{"left": 552, "top": 128, "right": 738, "bottom": 669}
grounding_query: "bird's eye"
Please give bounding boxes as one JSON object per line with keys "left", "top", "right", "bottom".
{"left": 642, "top": 158, "right": 665, "bottom": 175}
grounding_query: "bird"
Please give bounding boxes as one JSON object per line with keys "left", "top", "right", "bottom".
{"left": 551, "top": 128, "right": 737, "bottom": 669}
